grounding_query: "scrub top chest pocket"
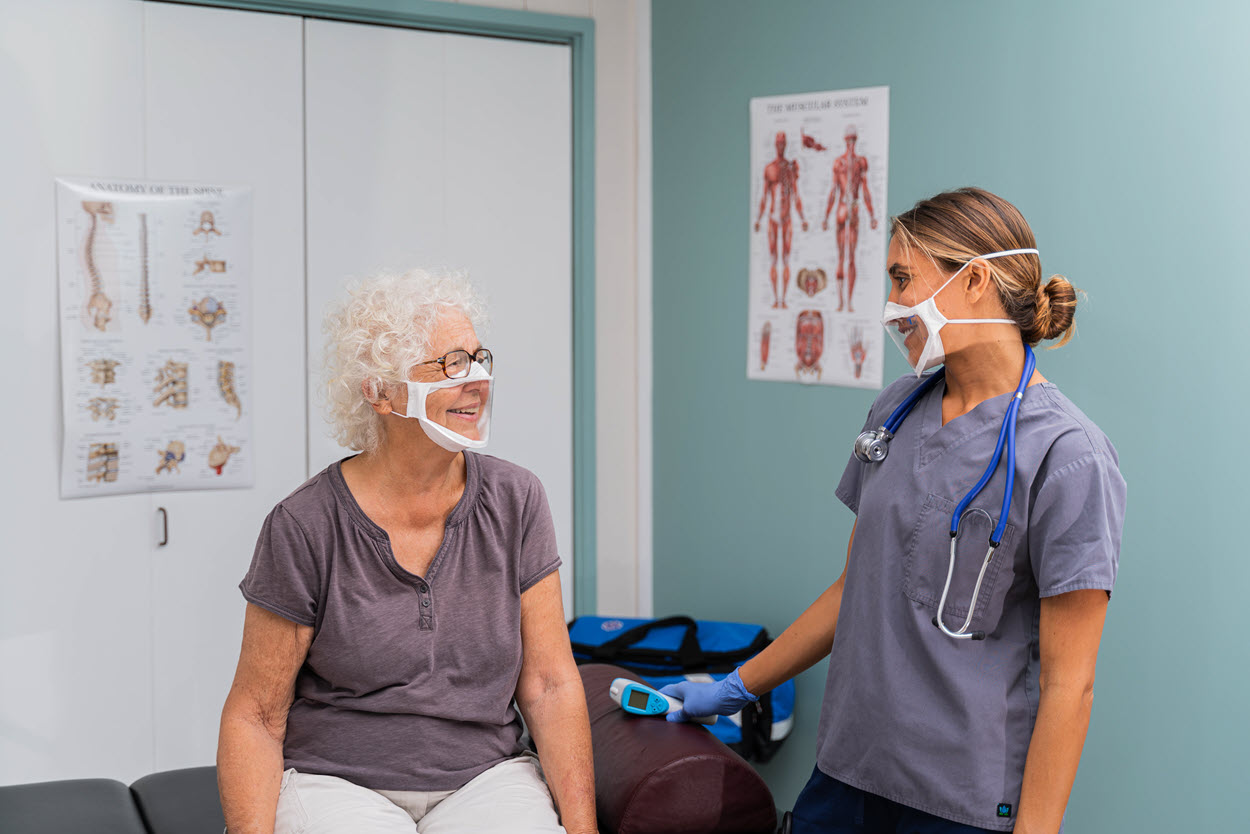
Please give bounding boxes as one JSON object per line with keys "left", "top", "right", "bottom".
{"left": 903, "top": 493, "right": 1018, "bottom": 636}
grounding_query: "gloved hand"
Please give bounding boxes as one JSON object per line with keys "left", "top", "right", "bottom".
{"left": 658, "top": 667, "right": 758, "bottom": 723}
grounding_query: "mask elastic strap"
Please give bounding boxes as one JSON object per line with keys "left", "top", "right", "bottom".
{"left": 945, "top": 318, "right": 1017, "bottom": 325}
{"left": 929, "top": 248, "right": 1039, "bottom": 322}
{"left": 932, "top": 248, "right": 1040, "bottom": 296}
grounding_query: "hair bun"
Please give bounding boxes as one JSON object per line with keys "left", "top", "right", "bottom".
{"left": 1035, "top": 275, "right": 1077, "bottom": 345}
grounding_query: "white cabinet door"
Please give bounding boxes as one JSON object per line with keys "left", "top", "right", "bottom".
{"left": 304, "top": 20, "right": 576, "bottom": 617}
{"left": 142, "top": 2, "right": 306, "bottom": 771}
{"left": 0, "top": 0, "right": 156, "bottom": 786}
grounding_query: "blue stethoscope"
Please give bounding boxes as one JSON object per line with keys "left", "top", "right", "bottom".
{"left": 853, "top": 345, "right": 1036, "bottom": 641}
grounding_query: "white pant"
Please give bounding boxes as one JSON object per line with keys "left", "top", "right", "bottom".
{"left": 274, "top": 754, "right": 567, "bottom": 834}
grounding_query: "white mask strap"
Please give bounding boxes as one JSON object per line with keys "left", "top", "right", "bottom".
{"left": 925, "top": 247, "right": 1040, "bottom": 324}
{"left": 930, "top": 247, "right": 1039, "bottom": 298}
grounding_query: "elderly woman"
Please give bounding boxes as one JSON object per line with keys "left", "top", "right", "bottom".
{"left": 217, "top": 270, "right": 596, "bottom": 834}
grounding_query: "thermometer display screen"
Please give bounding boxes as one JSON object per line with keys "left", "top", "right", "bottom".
{"left": 627, "top": 689, "right": 651, "bottom": 710}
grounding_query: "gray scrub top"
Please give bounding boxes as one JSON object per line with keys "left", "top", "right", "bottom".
{"left": 820, "top": 373, "right": 1126, "bottom": 831}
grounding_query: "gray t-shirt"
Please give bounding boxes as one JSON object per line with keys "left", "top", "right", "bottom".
{"left": 239, "top": 452, "right": 562, "bottom": 792}
{"left": 821, "top": 374, "right": 1126, "bottom": 831}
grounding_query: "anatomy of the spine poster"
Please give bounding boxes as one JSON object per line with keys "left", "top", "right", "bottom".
{"left": 747, "top": 86, "right": 888, "bottom": 389}
{"left": 56, "top": 178, "right": 254, "bottom": 498}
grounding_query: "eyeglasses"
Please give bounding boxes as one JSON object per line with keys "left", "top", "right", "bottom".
{"left": 414, "top": 347, "right": 493, "bottom": 380}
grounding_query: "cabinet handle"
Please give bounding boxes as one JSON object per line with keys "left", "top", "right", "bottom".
{"left": 157, "top": 507, "right": 169, "bottom": 547}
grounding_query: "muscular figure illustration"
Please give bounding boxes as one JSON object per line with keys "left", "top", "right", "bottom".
{"left": 81, "top": 201, "right": 115, "bottom": 331}
{"left": 795, "top": 310, "right": 824, "bottom": 381}
{"left": 822, "top": 125, "right": 878, "bottom": 313}
{"left": 760, "top": 322, "right": 772, "bottom": 371}
{"left": 755, "top": 132, "right": 808, "bottom": 309}
{"left": 849, "top": 325, "right": 867, "bottom": 379}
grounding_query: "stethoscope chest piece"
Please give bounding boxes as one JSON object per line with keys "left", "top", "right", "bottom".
{"left": 853, "top": 428, "right": 892, "bottom": 463}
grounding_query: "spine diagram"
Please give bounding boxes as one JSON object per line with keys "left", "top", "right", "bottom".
{"left": 153, "top": 360, "right": 189, "bottom": 409}
{"left": 138, "top": 213, "right": 152, "bottom": 324}
{"left": 82, "top": 201, "right": 115, "bottom": 331}
{"left": 208, "top": 436, "right": 240, "bottom": 475}
{"left": 218, "top": 361, "right": 241, "bottom": 419}
{"left": 155, "top": 440, "right": 186, "bottom": 474}
{"left": 194, "top": 210, "right": 222, "bottom": 236}
{"left": 86, "top": 358, "right": 121, "bottom": 387}
{"left": 194, "top": 256, "right": 227, "bottom": 275}
{"left": 87, "top": 397, "right": 119, "bottom": 421}
{"left": 57, "top": 178, "right": 256, "bottom": 497}
{"left": 87, "top": 442, "right": 120, "bottom": 483}
{"left": 188, "top": 297, "right": 227, "bottom": 340}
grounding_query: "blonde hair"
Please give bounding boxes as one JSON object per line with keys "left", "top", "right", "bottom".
{"left": 891, "top": 187, "right": 1077, "bottom": 347}
{"left": 322, "top": 268, "right": 487, "bottom": 453}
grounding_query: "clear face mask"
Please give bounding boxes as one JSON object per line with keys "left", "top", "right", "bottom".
{"left": 881, "top": 248, "right": 1038, "bottom": 376}
{"left": 392, "top": 361, "right": 494, "bottom": 453}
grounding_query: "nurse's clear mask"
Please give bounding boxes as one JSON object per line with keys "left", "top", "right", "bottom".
{"left": 393, "top": 349, "right": 494, "bottom": 453}
{"left": 882, "top": 248, "right": 1038, "bottom": 376}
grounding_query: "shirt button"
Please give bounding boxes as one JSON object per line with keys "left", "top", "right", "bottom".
{"left": 416, "top": 582, "right": 428, "bottom": 592}
{"left": 422, "top": 600, "right": 430, "bottom": 607}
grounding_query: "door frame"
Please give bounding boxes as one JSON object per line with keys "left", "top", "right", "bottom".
{"left": 157, "top": 0, "right": 598, "bottom": 615}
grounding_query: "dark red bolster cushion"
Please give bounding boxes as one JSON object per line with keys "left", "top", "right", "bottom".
{"left": 577, "top": 663, "right": 777, "bottom": 834}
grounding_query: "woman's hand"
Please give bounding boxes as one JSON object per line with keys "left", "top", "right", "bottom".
{"left": 658, "top": 668, "right": 757, "bottom": 722}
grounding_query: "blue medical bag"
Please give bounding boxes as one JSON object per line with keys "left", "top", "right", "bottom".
{"left": 567, "top": 615, "right": 795, "bottom": 762}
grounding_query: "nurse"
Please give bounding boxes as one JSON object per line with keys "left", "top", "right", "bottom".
{"left": 664, "top": 188, "right": 1126, "bottom": 833}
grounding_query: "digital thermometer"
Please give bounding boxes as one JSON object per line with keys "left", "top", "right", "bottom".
{"left": 608, "top": 677, "right": 716, "bottom": 725}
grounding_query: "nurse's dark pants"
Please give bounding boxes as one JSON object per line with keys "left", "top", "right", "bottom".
{"left": 792, "top": 766, "right": 1000, "bottom": 834}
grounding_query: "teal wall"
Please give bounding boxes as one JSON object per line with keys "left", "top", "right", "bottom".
{"left": 651, "top": 1, "right": 1250, "bottom": 830}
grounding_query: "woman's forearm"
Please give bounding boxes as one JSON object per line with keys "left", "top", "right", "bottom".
{"left": 217, "top": 698, "right": 287, "bottom": 834}
{"left": 739, "top": 526, "right": 853, "bottom": 697}
{"left": 738, "top": 574, "right": 845, "bottom": 697}
{"left": 1014, "top": 682, "right": 1094, "bottom": 834}
{"left": 520, "top": 675, "right": 598, "bottom": 834}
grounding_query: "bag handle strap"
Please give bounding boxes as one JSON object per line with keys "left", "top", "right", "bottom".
{"left": 585, "top": 616, "right": 703, "bottom": 665}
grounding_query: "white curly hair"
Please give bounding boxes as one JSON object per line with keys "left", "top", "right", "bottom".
{"left": 322, "top": 268, "right": 488, "bottom": 453}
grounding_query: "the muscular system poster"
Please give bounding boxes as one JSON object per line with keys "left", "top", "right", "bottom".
{"left": 747, "top": 86, "right": 888, "bottom": 389}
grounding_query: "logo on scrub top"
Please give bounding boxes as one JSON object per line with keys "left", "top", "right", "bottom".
{"left": 997, "top": 804, "right": 1013, "bottom": 818}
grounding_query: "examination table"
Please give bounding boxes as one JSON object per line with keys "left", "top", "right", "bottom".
{"left": 0, "top": 663, "right": 780, "bottom": 833}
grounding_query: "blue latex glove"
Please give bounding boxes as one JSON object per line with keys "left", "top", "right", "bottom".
{"left": 658, "top": 667, "right": 758, "bottom": 723}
